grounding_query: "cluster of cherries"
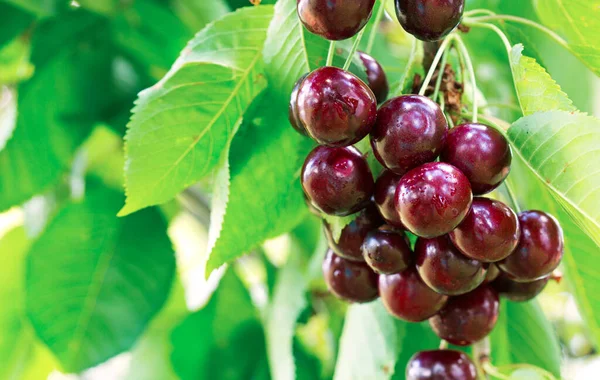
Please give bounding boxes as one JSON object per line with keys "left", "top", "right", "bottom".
{"left": 293, "top": 0, "right": 564, "bottom": 378}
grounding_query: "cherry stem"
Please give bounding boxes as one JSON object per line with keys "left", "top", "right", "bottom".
{"left": 504, "top": 180, "right": 522, "bottom": 214}
{"left": 365, "top": 0, "right": 387, "bottom": 55}
{"left": 432, "top": 44, "right": 450, "bottom": 103}
{"left": 395, "top": 38, "right": 419, "bottom": 96}
{"left": 343, "top": 27, "right": 367, "bottom": 70}
{"left": 418, "top": 35, "right": 454, "bottom": 96}
{"left": 472, "top": 337, "right": 491, "bottom": 380}
{"left": 452, "top": 35, "right": 478, "bottom": 123}
{"left": 438, "top": 339, "right": 449, "bottom": 349}
{"left": 464, "top": 9, "right": 496, "bottom": 17}
{"left": 326, "top": 41, "right": 336, "bottom": 66}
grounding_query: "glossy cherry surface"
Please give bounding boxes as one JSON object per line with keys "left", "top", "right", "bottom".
{"left": 498, "top": 210, "right": 564, "bottom": 282}
{"left": 302, "top": 145, "right": 374, "bottom": 216}
{"left": 379, "top": 267, "right": 448, "bottom": 322}
{"left": 325, "top": 203, "right": 383, "bottom": 261}
{"left": 441, "top": 123, "right": 511, "bottom": 195}
{"left": 374, "top": 170, "right": 405, "bottom": 228}
{"left": 362, "top": 228, "right": 413, "bottom": 274}
{"left": 395, "top": 162, "right": 473, "bottom": 238}
{"left": 492, "top": 274, "right": 549, "bottom": 302}
{"left": 406, "top": 350, "right": 477, "bottom": 380}
{"left": 289, "top": 73, "right": 309, "bottom": 136}
{"left": 298, "top": 0, "right": 376, "bottom": 41}
{"left": 415, "top": 236, "right": 486, "bottom": 295}
{"left": 323, "top": 250, "right": 379, "bottom": 303}
{"left": 429, "top": 285, "right": 499, "bottom": 346}
{"left": 371, "top": 95, "right": 448, "bottom": 174}
{"left": 395, "top": 0, "right": 465, "bottom": 42}
{"left": 450, "top": 198, "right": 520, "bottom": 262}
{"left": 358, "top": 51, "right": 389, "bottom": 103}
{"left": 297, "top": 66, "right": 377, "bottom": 146}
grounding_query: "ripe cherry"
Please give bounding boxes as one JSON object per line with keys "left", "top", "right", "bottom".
{"left": 379, "top": 267, "right": 448, "bottom": 322}
{"left": 374, "top": 170, "right": 405, "bottom": 228}
{"left": 289, "top": 73, "right": 309, "bottom": 136}
{"left": 415, "top": 236, "right": 486, "bottom": 295}
{"left": 371, "top": 95, "right": 448, "bottom": 174}
{"left": 323, "top": 249, "right": 379, "bottom": 303}
{"left": 450, "top": 198, "right": 520, "bottom": 262}
{"left": 297, "top": 66, "right": 377, "bottom": 146}
{"left": 362, "top": 227, "right": 413, "bottom": 274}
{"left": 441, "top": 123, "right": 511, "bottom": 195}
{"left": 395, "top": 0, "right": 465, "bottom": 42}
{"left": 324, "top": 203, "right": 383, "bottom": 261}
{"left": 297, "top": 0, "right": 376, "bottom": 41}
{"left": 395, "top": 162, "right": 472, "bottom": 238}
{"left": 492, "top": 274, "right": 549, "bottom": 302}
{"left": 482, "top": 264, "right": 500, "bottom": 284}
{"left": 429, "top": 285, "right": 499, "bottom": 346}
{"left": 498, "top": 210, "right": 564, "bottom": 282}
{"left": 406, "top": 350, "right": 477, "bottom": 380}
{"left": 358, "top": 51, "right": 389, "bottom": 103}
{"left": 302, "top": 145, "right": 374, "bottom": 216}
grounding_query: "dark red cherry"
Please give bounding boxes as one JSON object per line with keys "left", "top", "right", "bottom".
{"left": 323, "top": 249, "right": 379, "bottom": 303}
{"left": 395, "top": 162, "right": 472, "bottom": 238}
{"left": 482, "top": 264, "right": 500, "bottom": 284}
{"left": 450, "top": 198, "right": 520, "bottom": 262}
{"left": 362, "top": 228, "right": 413, "bottom": 274}
{"left": 302, "top": 145, "right": 374, "bottom": 216}
{"left": 492, "top": 274, "right": 549, "bottom": 302}
{"left": 441, "top": 123, "right": 511, "bottom": 195}
{"left": 406, "top": 350, "right": 477, "bottom": 380}
{"left": 395, "top": 0, "right": 465, "bottom": 42}
{"left": 324, "top": 204, "right": 383, "bottom": 261}
{"left": 374, "top": 170, "right": 405, "bottom": 228}
{"left": 429, "top": 285, "right": 499, "bottom": 346}
{"left": 297, "top": 66, "right": 377, "bottom": 146}
{"left": 370, "top": 95, "right": 448, "bottom": 174}
{"left": 297, "top": 0, "right": 376, "bottom": 41}
{"left": 415, "top": 236, "right": 486, "bottom": 295}
{"left": 498, "top": 210, "right": 564, "bottom": 282}
{"left": 289, "top": 73, "right": 309, "bottom": 136}
{"left": 358, "top": 51, "right": 389, "bottom": 103}
{"left": 379, "top": 267, "right": 448, "bottom": 322}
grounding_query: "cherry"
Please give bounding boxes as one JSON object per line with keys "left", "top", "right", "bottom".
{"left": 323, "top": 249, "right": 379, "bottom": 303}
{"left": 297, "top": 66, "right": 377, "bottom": 146}
{"left": 302, "top": 145, "right": 374, "bottom": 216}
{"left": 406, "top": 350, "right": 477, "bottom": 380}
{"left": 362, "top": 227, "right": 413, "bottom": 274}
{"left": 324, "top": 203, "right": 383, "bottom": 261}
{"left": 498, "top": 210, "right": 564, "bottom": 282}
{"left": 289, "top": 73, "right": 309, "bottom": 136}
{"left": 374, "top": 170, "right": 405, "bottom": 228}
{"left": 441, "top": 123, "right": 511, "bottom": 195}
{"left": 492, "top": 274, "right": 549, "bottom": 302}
{"left": 429, "top": 285, "right": 499, "bottom": 346}
{"left": 297, "top": 0, "right": 376, "bottom": 41}
{"left": 395, "top": 162, "right": 472, "bottom": 238}
{"left": 395, "top": 0, "right": 465, "bottom": 42}
{"left": 415, "top": 236, "right": 486, "bottom": 295}
{"left": 370, "top": 95, "right": 448, "bottom": 174}
{"left": 379, "top": 267, "right": 448, "bottom": 322}
{"left": 482, "top": 264, "right": 500, "bottom": 284}
{"left": 358, "top": 51, "right": 389, "bottom": 103}
{"left": 450, "top": 198, "right": 520, "bottom": 262}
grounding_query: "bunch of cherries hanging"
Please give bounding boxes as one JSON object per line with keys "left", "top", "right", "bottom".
{"left": 292, "top": 1, "right": 565, "bottom": 379}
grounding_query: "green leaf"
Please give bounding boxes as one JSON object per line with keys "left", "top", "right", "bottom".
{"left": 120, "top": 5, "right": 273, "bottom": 216}
{"left": 489, "top": 364, "right": 558, "bottom": 380}
{"left": 171, "top": 0, "right": 231, "bottom": 31}
{"left": 0, "top": 35, "right": 34, "bottom": 84}
{"left": 25, "top": 179, "right": 175, "bottom": 372}
{"left": 4, "top": 0, "right": 68, "bottom": 17}
{"left": 0, "top": 2, "right": 34, "bottom": 48}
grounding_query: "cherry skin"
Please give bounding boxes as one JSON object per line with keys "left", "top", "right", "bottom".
{"left": 379, "top": 267, "right": 448, "bottom": 322}
{"left": 371, "top": 95, "right": 448, "bottom": 174}
{"left": 492, "top": 274, "right": 549, "bottom": 302}
{"left": 322, "top": 249, "right": 379, "bottom": 303}
{"left": 374, "top": 170, "right": 405, "bottom": 228}
{"left": 406, "top": 350, "right": 477, "bottom": 380}
{"left": 297, "top": 66, "right": 377, "bottom": 146}
{"left": 441, "top": 123, "right": 511, "bottom": 195}
{"left": 358, "top": 51, "right": 389, "bottom": 103}
{"left": 289, "top": 73, "right": 309, "bottom": 136}
{"left": 302, "top": 145, "right": 374, "bottom": 216}
{"left": 395, "top": 0, "right": 465, "bottom": 42}
{"left": 362, "top": 227, "right": 413, "bottom": 274}
{"left": 429, "top": 285, "right": 499, "bottom": 346}
{"left": 498, "top": 210, "right": 564, "bottom": 282}
{"left": 450, "top": 198, "right": 520, "bottom": 262}
{"left": 324, "top": 203, "right": 383, "bottom": 261}
{"left": 395, "top": 162, "right": 473, "bottom": 238}
{"left": 415, "top": 236, "right": 486, "bottom": 295}
{"left": 297, "top": 0, "right": 376, "bottom": 41}
{"left": 482, "top": 264, "right": 500, "bottom": 284}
